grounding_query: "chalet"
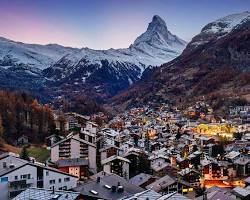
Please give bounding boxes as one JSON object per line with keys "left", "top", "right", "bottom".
{"left": 101, "top": 155, "right": 130, "bottom": 180}
{"left": 151, "top": 162, "right": 178, "bottom": 178}
{"left": 234, "top": 156, "right": 250, "bottom": 177}
{"left": 146, "top": 174, "right": 194, "bottom": 196}
{"left": 100, "top": 145, "right": 119, "bottom": 161}
{"left": 178, "top": 168, "right": 201, "bottom": 188}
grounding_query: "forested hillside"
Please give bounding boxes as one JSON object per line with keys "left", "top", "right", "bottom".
{"left": 0, "top": 90, "right": 55, "bottom": 145}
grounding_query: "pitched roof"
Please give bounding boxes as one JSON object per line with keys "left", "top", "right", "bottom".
{"left": 158, "top": 192, "right": 190, "bottom": 200}
{"left": 129, "top": 173, "right": 155, "bottom": 186}
{"left": 232, "top": 186, "right": 250, "bottom": 198}
{"left": 57, "top": 158, "right": 88, "bottom": 167}
{"left": 146, "top": 175, "right": 176, "bottom": 192}
{"left": 224, "top": 151, "right": 240, "bottom": 160}
{"left": 245, "top": 176, "right": 250, "bottom": 184}
{"left": 234, "top": 156, "right": 250, "bottom": 165}
{"left": 51, "top": 133, "right": 95, "bottom": 148}
{"left": 13, "top": 187, "right": 80, "bottom": 200}
{"left": 101, "top": 155, "right": 130, "bottom": 165}
{"left": 73, "top": 173, "right": 144, "bottom": 200}
{"left": 0, "top": 155, "right": 77, "bottom": 178}
{"left": 0, "top": 156, "right": 27, "bottom": 177}
{"left": 195, "top": 190, "right": 235, "bottom": 200}
{"left": 121, "top": 189, "right": 161, "bottom": 200}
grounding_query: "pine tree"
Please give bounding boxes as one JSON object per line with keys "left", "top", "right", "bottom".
{"left": 20, "top": 147, "right": 29, "bottom": 161}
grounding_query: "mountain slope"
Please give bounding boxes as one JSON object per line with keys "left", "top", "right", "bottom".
{"left": 0, "top": 37, "right": 78, "bottom": 72}
{"left": 43, "top": 15, "right": 186, "bottom": 100}
{"left": 0, "top": 15, "right": 186, "bottom": 103}
{"left": 113, "top": 11, "right": 250, "bottom": 110}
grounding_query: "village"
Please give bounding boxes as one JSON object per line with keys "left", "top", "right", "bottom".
{"left": 0, "top": 101, "right": 250, "bottom": 200}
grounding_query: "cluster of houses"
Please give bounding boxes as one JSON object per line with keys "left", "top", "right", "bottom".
{"left": 0, "top": 103, "right": 250, "bottom": 200}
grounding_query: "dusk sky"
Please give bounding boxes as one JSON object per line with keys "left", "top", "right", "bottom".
{"left": 0, "top": 0, "right": 249, "bottom": 49}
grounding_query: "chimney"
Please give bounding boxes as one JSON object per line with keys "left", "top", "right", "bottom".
{"left": 111, "top": 186, "right": 116, "bottom": 192}
{"left": 3, "top": 162, "right": 6, "bottom": 168}
{"left": 117, "top": 184, "right": 124, "bottom": 193}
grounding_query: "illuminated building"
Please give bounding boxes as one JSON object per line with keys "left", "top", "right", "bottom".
{"left": 194, "top": 123, "right": 236, "bottom": 138}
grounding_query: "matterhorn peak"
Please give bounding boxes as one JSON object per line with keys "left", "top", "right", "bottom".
{"left": 132, "top": 15, "right": 186, "bottom": 49}
{"left": 148, "top": 15, "right": 168, "bottom": 32}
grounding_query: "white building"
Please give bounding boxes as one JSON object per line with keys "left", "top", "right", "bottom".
{"left": 80, "top": 121, "right": 98, "bottom": 145}
{"left": 0, "top": 155, "right": 78, "bottom": 199}
{"left": 50, "top": 132, "right": 97, "bottom": 173}
{"left": 100, "top": 128, "right": 120, "bottom": 146}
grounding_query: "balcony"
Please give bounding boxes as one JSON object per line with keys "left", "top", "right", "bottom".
{"left": 9, "top": 180, "right": 26, "bottom": 188}
{"left": 59, "top": 145, "right": 70, "bottom": 149}
{"left": 59, "top": 150, "right": 70, "bottom": 153}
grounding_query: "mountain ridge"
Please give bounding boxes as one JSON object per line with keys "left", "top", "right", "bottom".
{"left": 0, "top": 15, "right": 186, "bottom": 102}
{"left": 112, "top": 11, "right": 250, "bottom": 110}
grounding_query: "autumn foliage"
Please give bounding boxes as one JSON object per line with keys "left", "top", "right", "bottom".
{"left": 0, "top": 90, "right": 55, "bottom": 144}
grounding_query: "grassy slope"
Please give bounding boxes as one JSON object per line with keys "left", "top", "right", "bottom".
{"left": 27, "top": 145, "right": 50, "bottom": 163}
{"left": 1, "top": 141, "right": 50, "bottom": 163}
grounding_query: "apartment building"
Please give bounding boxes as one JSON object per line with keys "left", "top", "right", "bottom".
{"left": 50, "top": 133, "right": 97, "bottom": 173}
{"left": 0, "top": 155, "right": 77, "bottom": 199}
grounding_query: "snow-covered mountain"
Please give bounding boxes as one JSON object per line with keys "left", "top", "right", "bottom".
{"left": 188, "top": 11, "right": 250, "bottom": 49}
{"left": 0, "top": 37, "right": 78, "bottom": 73}
{"left": 42, "top": 15, "right": 186, "bottom": 100}
{"left": 44, "top": 15, "right": 186, "bottom": 83}
{"left": 130, "top": 15, "right": 186, "bottom": 64}
{"left": 113, "top": 11, "right": 250, "bottom": 109}
{"left": 0, "top": 15, "right": 186, "bottom": 100}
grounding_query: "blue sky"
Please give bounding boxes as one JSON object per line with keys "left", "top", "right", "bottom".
{"left": 0, "top": 0, "right": 249, "bottom": 49}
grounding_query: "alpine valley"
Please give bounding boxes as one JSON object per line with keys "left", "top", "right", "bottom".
{"left": 0, "top": 12, "right": 250, "bottom": 114}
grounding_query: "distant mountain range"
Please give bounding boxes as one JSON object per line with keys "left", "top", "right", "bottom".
{"left": 0, "top": 12, "right": 249, "bottom": 113}
{"left": 0, "top": 15, "right": 186, "bottom": 102}
{"left": 113, "top": 11, "right": 250, "bottom": 110}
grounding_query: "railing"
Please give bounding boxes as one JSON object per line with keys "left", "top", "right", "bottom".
{"left": 9, "top": 180, "right": 26, "bottom": 187}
